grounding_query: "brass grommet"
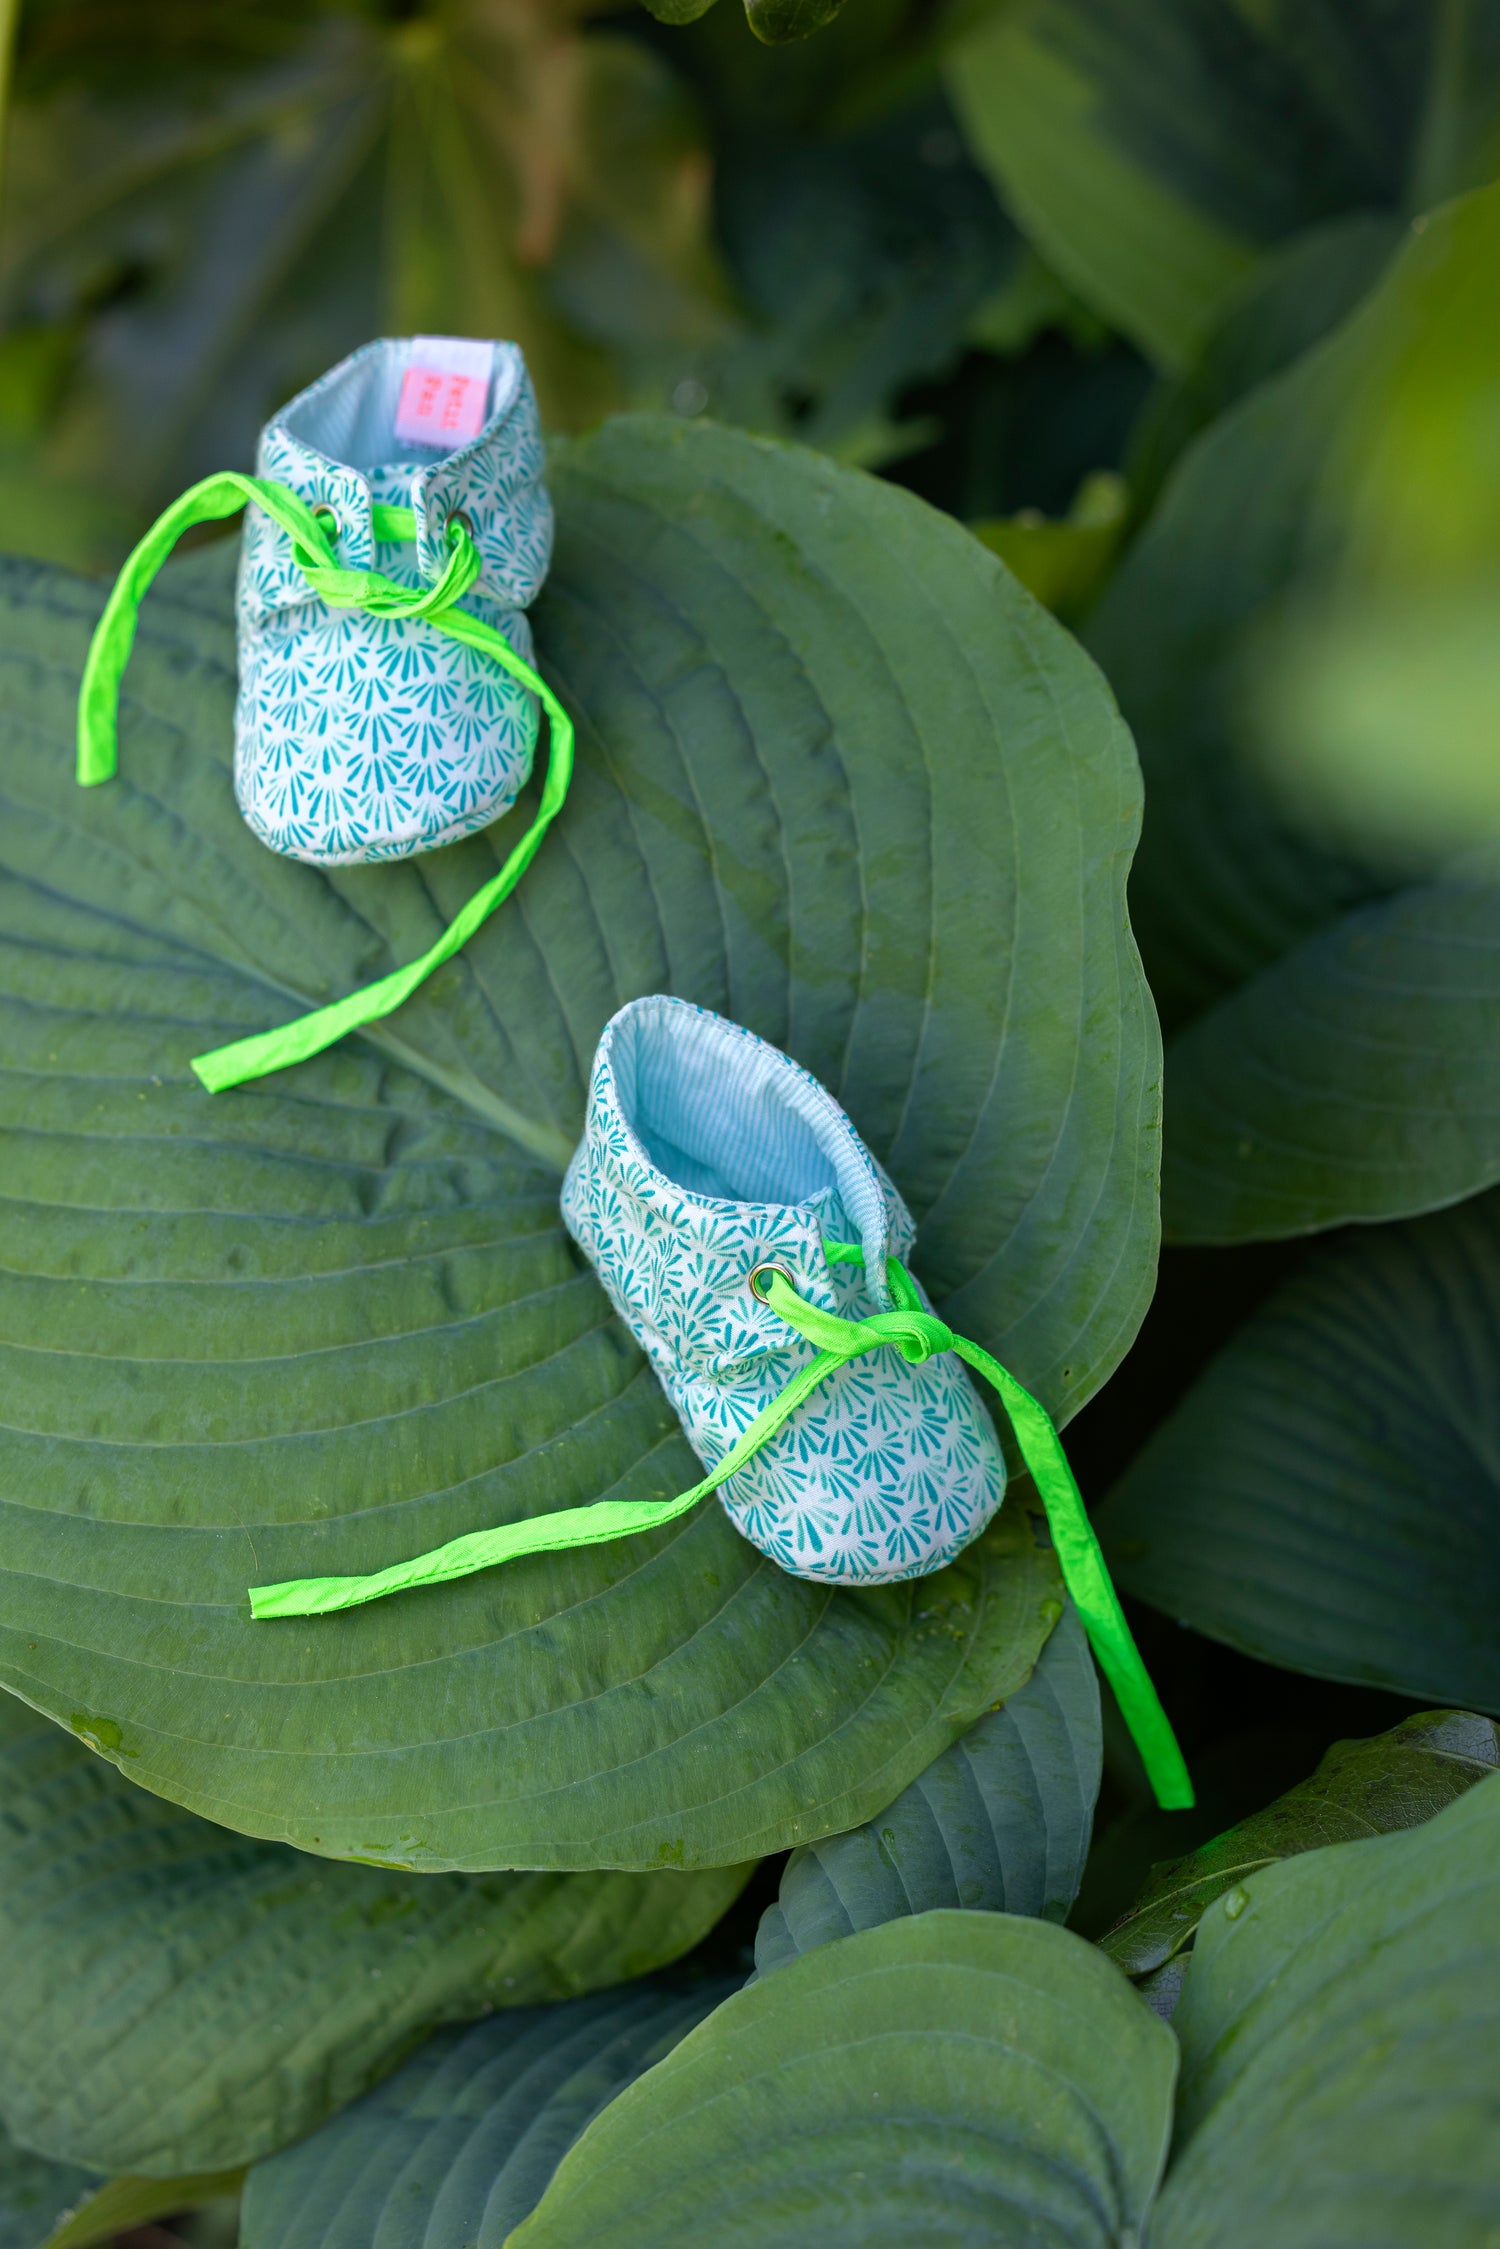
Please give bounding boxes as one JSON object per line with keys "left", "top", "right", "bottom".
{"left": 749, "top": 1263, "right": 793, "bottom": 1303}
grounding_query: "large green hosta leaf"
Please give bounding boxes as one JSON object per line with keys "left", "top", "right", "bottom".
{"left": 509, "top": 1910, "right": 1176, "bottom": 2248}
{"left": 1098, "top": 1190, "right": 1500, "bottom": 1712}
{"left": 0, "top": 415, "right": 1153, "bottom": 1869}
{"left": 945, "top": 0, "right": 1500, "bottom": 367}
{"left": 240, "top": 1979, "right": 736, "bottom": 2249}
{"left": 0, "top": 1697, "right": 743, "bottom": 2177}
{"left": 753, "top": 1597, "right": 1100, "bottom": 1975}
{"left": 1153, "top": 1773, "right": 1500, "bottom": 2249}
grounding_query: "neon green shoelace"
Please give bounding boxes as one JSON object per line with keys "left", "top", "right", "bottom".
{"left": 76, "top": 472, "right": 573, "bottom": 1094}
{"left": 249, "top": 1241, "right": 1193, "bottom": 1812}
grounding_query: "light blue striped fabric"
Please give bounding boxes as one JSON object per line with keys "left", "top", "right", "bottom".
{"left": 563, "top": 997, "right": 1007, "bottom": 1584}
{"left": 617, "top": 997, "right": 891, "bottom": 1285}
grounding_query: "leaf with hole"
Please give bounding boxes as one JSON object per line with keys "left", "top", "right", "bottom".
{"left": 0, "top": 413, "right": 1154, "bottom": 1868}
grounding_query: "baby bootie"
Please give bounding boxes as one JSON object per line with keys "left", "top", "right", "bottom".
{"left": 76, "top": 336, "right": 573, "bottom": 1094}
{"left": 239, "top": 336, "right": 552, "bottom": 864}
{"left": 247, "top": 993, "right": 1190, "bottom": 1809}
{"left": 561, "top": 996, "right": 1006, "bottom": 1583}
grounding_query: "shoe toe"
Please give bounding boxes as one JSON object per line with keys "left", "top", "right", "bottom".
{"left": 705, "top": 1347, "right": 1006, "bottom": 1585}
{"left": 235, "top": 608, "right": 539, "bottom": 863}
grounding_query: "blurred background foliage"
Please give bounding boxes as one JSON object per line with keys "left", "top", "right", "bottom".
{"left": 5, "top": 0, "right": 1498, "bottom": 587}
{"left": 0, "top": 0, "right": 1155, "bottom": 571}
{"left": 7, "top": 0, "right": 1498, "bottom": 774}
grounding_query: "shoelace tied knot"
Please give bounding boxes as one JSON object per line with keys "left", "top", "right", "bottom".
{"left": 751, "top": 1261, "right": 953, "bottom": 1366}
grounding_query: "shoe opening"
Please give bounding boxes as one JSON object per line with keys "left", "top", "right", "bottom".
{"left": 604, "top": 997, "right": 891, "bottom": 1285}
{"left": 277, "top": 339, "right": 520, "bottom": 474}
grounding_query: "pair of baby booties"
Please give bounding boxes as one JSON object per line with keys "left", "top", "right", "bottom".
{"left": 81, "top": 335, "right": 1189, "bottom": 1807}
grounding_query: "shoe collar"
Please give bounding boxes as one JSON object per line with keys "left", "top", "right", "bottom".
{"left": 584, "top": 996, "right": 911, "bottom": 1313}
{"left": 256, "top": 337, "right": 547, "bottom": 604}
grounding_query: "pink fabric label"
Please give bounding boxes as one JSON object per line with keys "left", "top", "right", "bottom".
{"left": 393, "top": 365, "right": 489, "bottom": 448}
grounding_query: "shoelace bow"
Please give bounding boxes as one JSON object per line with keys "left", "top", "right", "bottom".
{"left": 77, "top": 471, "right": 573, "bottom": 1093}
{"left": 250, "top": 1240, "right": 1193, "bottom": 1812}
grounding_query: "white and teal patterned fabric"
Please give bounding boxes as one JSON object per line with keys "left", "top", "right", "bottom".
{"left": 562, "top": 996, "right": 1007, "bottom": 1584}
{"left": 235, "top": 337, "right": 553, "bottom": 864}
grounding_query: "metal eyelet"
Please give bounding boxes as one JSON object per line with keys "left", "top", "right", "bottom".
{"left": 748, "top": 1263, "right": 794, "bottom": 1304}
{"left": 445, "top": 506, "right": 475, "bottom": 542}
{"left": 311, "top": 503, "right": 339, "bottom": 541}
